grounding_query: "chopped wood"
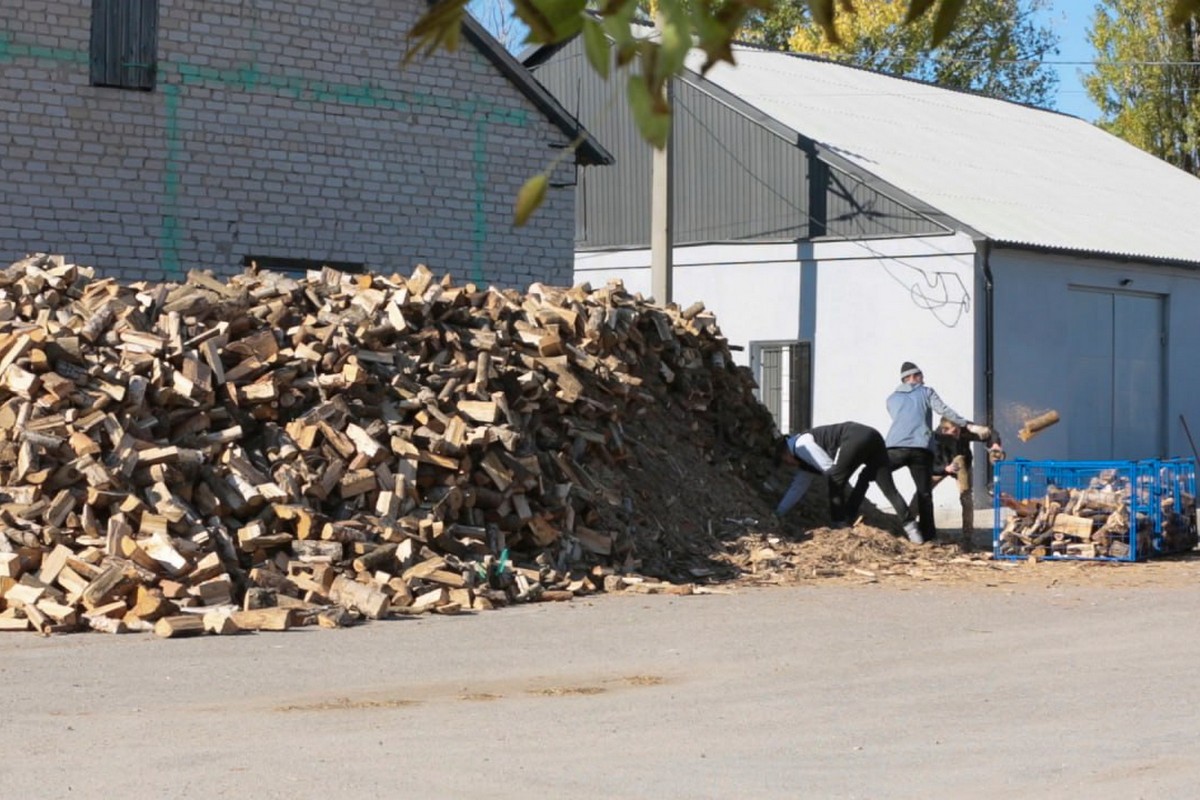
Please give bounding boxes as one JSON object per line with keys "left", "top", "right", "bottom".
{"left": 202, "top": 610, "right": 240, "bottom": 635}
{"left": 154, "top": 615, "right": 207, "bottom": 638}
{"left": 1017, "top": 410, "right": 1061, "bottom": 442}
{"left": 0, "top": 255, "right": 780, "bottom": 637}
{"left": 229, "top": 607, "right": 294, "bottom": 632}
{"left": 328, "top": 575, "right": 390, "bottom": 620}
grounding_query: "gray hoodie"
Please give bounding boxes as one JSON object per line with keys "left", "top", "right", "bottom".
{"left": 885, "top": 382, "right": 968, "bottom": 451}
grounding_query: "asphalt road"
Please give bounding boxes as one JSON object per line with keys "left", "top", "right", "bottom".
{"left": 2, "top": 582, "right": 1198, "bottom": 799}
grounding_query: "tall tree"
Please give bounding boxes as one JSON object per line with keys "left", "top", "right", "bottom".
{"left": 1085, "top": 1, "right": 1200, "bottom": 175}
{"left": 744, "top": 0, "right": 1060, "bottom": 107}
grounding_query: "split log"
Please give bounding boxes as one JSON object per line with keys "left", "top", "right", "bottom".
{"left": 1018, "top": 410, "right": 1060, "bottom": 442}
{"left": 230, "top": 607, "right": 294, "bottom": 631}
{"left": 154, "top": 615, "right": 207, "bottom": 638}
{"left": 328, "top": 576, "right": 390, "bottom": 620}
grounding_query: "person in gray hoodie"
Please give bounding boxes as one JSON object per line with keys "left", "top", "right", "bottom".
{"left": 885, "top": 361, "right": 990, "bottom": 543}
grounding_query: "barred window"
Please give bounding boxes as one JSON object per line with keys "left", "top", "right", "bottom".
{"left": 750, "top": 340, "right": 812, "bottom": 435}
{"left": 90, "top": 0, "right": 158, "bottom": 91}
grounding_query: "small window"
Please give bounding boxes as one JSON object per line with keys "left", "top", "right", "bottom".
{"left": 90, "top": 0, "right": 159, "bottom": 90}
{"left": 751, "top": 341, "right": 812, "bottom": 435}
{"left": 242, "top": 256, "right": 366, "bottom": 278}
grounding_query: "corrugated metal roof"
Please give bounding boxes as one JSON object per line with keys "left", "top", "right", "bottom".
{"left": 687, "top": 47, "right": 1200, "bottom": 266}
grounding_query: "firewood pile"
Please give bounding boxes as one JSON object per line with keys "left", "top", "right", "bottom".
{"left": 995, "top": 468, "right": 1197, "bottom": 560}
{"left": 0, "top": 254, "right": 778, "bottom": 635}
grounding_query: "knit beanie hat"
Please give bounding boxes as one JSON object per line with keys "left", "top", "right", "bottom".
{"left": 900, "top": 361, "right": 921, "bottom": 379}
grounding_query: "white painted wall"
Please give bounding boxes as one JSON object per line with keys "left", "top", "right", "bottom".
{"left": 574, "top": 233, "right": 985, "bottom": 523}
{"left": 991, "top": 249, "right": 1200, "bottom": 463}
{"left": 804, "top": 234, "right": 980, "bottom": 437}
{"left": 804, "top": 234, "right": 980, "bottom": 521}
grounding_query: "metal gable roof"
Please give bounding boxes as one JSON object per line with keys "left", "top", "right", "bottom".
{"left": 686, "top": 47, "right": 1200, "bottom": 266}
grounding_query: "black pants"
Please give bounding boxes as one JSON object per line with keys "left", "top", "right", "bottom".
{"left": 889, "top": 447, "right": 936, "bottom": 538}
{"left": 827, "top": 425, "right": 910, "bottom": 524}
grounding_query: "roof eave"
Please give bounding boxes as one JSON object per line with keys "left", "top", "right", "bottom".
{"left": 991, "top": 240, "right": 1200, "bottom": 271}
{"left": 462, "top": 18, "right": 613, "bottom": 166}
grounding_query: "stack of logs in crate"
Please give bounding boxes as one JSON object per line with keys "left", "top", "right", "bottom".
{"left": 0, "top": 254, "right": 774, "bottom": 636}
{"left": 996, "top": 466, "right": 1197, "bottom": 560}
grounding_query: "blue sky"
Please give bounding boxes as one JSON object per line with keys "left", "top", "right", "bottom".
{"left": 1038, "top": 1, "right": 1102, "bottom": 121}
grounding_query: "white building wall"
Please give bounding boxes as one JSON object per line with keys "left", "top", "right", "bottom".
{"left": 805, "top": 234, "right": 979, "bottom": 436}
{"left": 575, "top": 232, "right": 984, "bottom": 521}
{"left": 990, "top": 249, "right": 1200, "bottom": 462}
{"left": 806, "top": 234, "right": 980, "bottom": 519}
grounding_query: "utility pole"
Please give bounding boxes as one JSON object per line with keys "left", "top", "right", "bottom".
{"left": 650, "top": 78, "right": 673, "bottom": 305}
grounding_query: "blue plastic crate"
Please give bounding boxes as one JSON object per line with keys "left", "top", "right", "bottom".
{"left": 992, "top": 458, "right": 1197, "bottom": 561}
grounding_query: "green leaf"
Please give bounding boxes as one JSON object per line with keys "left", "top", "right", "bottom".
{"left": 512, "top": 0, "right": 587, "bottom": 44}
{"left": 693, "top": 6, "right": 741, "bottom": 73}
{"left": 598, "top": 0, "right": 638, "bottom": 16}
{"left": 615, "top": 41, "right": 638, "bottom": 68}
{"left": 627, "top": 74, "right": 671, "bottom": 149}
{"left": 931, "top": 0, "right": 967, "bottom": 47}
{"left": 581, "top": 18, "right": 611, "bottom": 80}
{"left": 806, "top": 0, "right": 840, "bottom": 46}
{"left": 514, "top": 174, "right": 549, "bottom": 227}
{"left": 601, "top": 1, "right": 637, "bottom": 58}
{"left": 903, "top": 0, "right": 937, "bottom": 25}
{"left": 658, "top": 14, "right": 691, "bottom": 80}
{"left": 405, "top": 0, "right": 469, "bottom": 64}
{"left": 1170, "top": 0, "right": 1200, "bottom": 24}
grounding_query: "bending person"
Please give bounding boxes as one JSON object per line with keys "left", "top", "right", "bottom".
{"left": 775, "top": 421, "right": 910, "bottom": 533}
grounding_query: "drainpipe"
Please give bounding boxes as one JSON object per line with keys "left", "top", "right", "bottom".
{"left": 980, "top": 239, "right": 995, "bottom": 431}
{"left": 980, "top": 239, "right": 996, "bottom": 496}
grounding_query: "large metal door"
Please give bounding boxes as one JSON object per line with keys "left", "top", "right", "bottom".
{"left": 1113, "top": 293, "right": 1165, "bottom": 457}
{"left": 1066, "top": 288, "right": 1164, "bottom": 459}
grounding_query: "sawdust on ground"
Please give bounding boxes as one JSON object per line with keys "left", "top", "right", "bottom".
{"left": 714, "top": 521, "right": 1200, "bottom": 590}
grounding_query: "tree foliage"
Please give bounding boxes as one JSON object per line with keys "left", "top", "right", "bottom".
{"left": 1085, "top": 0, "right": 1200, "bottom": 175}
{"left": 743, "top": 0, "right": 1059, "bottom": 107}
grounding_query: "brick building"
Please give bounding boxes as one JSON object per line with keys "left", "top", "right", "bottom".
{"left": 0, "top": 0, "right": 608, "bottom": 286}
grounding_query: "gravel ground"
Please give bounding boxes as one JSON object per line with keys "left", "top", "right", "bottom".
{"left": 2, "top": 576, "right": 1199, "bottom": 799}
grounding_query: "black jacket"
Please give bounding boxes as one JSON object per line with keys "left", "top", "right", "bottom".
{"left": 931, "top": 426, "right": 1001, "bottom": 475}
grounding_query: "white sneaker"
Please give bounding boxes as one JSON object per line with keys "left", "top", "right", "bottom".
{"left": 903, "top": 521, "right": 925, "bottom": 544}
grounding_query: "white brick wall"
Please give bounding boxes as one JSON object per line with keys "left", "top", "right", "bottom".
{"left": 0, "top": 0, "right": 579, "bottom": 288}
